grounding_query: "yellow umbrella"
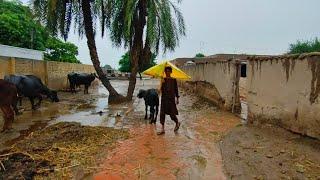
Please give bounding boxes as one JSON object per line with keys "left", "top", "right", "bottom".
{"left": 142, "top": 61, "right": 191, "bottom": 80}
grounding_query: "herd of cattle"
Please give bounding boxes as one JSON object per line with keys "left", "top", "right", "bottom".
{"left": 0, "top": 72, "right": 97, "bottom": 132}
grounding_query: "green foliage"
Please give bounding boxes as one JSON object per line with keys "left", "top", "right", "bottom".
{"left": 118, "top": 52, "right": 131, "bottom": 72}
{"left": 110, "top": 0, "right": 186, "bottom": 54}
{"left": 119, "top": 52, "right": 157, "bottom": 72}
{"left": 195, "top": 53, "right": 205, "bottom": 58}
{"left": 31, "top": 0, "right": 113, "bottom": 39}
{"left": 44, "top": 37, "right": 80, "bottom": 63}
{"left": 288, "top": 38, "right": 320, "bottom": 54}
{"left": 0, "top": 0, "right": 80, "bottom": 63}
{"left": 0, "top": 0, "right": 48, "bottom": 50}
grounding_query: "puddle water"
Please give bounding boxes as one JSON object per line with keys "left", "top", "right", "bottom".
{"left": 0, "top": 80, "right": 149, "bottom": 152}
{"left": 1, "top": 79, "right": 240, "bottom": 179}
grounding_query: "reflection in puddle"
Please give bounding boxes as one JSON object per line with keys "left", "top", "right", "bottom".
{"left": 0, "top": 80, "right": 159, "bottom": 152}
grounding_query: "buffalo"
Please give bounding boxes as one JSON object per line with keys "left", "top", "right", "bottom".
{"left": 67, "top": 72, "right": 97, "bottom": 94}
{"left": 0, "top": 79, "right": 20, "bottom": 132}
{"left": 137, "top": 89, "right": 159, "bottom": 124}
{"left": 4, "top": 75, "right": 59, "bottom": 110}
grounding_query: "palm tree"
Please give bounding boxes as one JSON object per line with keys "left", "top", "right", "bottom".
{"left": 110, "top": 0, "right": 186, "bottom": 100}
{"left": 31, "top": 0, "right": 125, "bottom": 103}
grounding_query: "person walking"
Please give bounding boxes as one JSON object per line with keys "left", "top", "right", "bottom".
{"left": 157, "top": 66, "right": 181, "bottom": 135}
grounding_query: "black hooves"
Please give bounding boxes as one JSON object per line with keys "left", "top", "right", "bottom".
{"left": 149, "top": 120, "right": 156, "bottom": 124}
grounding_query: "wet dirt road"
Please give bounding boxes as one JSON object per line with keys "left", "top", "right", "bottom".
{"left": 1, "top": 79, "right": 319, "bottom": 179}
{"left": 93, "top": 80, "right": 241, "bottom": 180}
{"left": 0, "top": 79, "right": 241, "bottom": 179}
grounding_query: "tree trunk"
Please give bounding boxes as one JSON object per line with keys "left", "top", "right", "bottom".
{"left": 127, "top": 42, "right": 141, "bottom": 99}
{"left": 81, "top": 0, "right": 125, "bottom": 103}
{"left": 126, "top": 0, "right": 147, "bottom": 100}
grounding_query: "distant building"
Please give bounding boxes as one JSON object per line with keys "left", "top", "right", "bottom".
{"left": 171, "top": 58, "right": 195, "bottom": 67}
{"left": 171, "top": 53, "right": 272, "bottom": 67}
{"left": 101, "top": 66, "right": 122, "bottom": 77}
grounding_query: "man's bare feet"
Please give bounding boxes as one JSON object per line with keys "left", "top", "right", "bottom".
{"left": 157, "top": 131, "right": 165, "bottom": 135}
{"left": 174, "top": 122, "right": 181, "bottom": 132}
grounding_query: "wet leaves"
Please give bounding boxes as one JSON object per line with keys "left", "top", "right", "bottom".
{"left": 189, "top": 155, "right": 207, "bottom": 169}
{"left": 295, "top": 163, "right": 305, "bottom": 173}
{"left": 76, "top": 103, "right": 96, "bottom": 110}
{"left": 266, "top": 154, "right": 273, "bottom": 158}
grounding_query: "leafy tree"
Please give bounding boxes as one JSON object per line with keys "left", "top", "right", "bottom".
{"left": 118, "top": 53, "right": 131, "bottom": 72}
{"left": 118, "top": 52, "right": 156, "bottom": 73}
{"left": 31, "top": 0, "right": 124, "bottom": 102}
{"left": 110, "top": 0, "right": 186, "bottom": 99}
{"left": 45, "top": 37, "right": 80, "bottom": 63}
{"left": 288, "top": 38, "right": 320, "bottom": 54}
{"left": 195, "top": 53, "right": 205, "bottom": 58}
{"left": 0, "top": 0, "right": 80, "bottom": 63}
{"left": 0, "top": 0, "right": 48, "bottom": 50}
{"left": 31, "top": 0, "right": 186, "bottom": 101}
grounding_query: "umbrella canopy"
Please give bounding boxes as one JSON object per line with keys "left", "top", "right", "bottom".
{"left": 142, "top": 61, "right": 191, "bottom": 80}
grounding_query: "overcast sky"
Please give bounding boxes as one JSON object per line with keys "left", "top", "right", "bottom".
{"left": 23, "top": 0, "right": 320, "bottom": 68}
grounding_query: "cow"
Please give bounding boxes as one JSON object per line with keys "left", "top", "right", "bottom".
{"left": 67, "top": 72, "right": 97, "bottom": 94}
{"left": 4, "top": 75, "right": 59, "bottom": 110}
{"left": 137, "top": 89, "right": 159, "bottom": 124}
{"left": 0, "top": 79, "right": 20, "bottom": 132}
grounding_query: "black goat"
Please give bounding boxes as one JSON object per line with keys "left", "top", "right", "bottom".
{"left": 137, "top": 89, "right": 159, "bottom": 124}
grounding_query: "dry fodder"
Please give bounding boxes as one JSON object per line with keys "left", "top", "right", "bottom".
{"left": 0, "top": 122, "right": 129, "bottom": 179}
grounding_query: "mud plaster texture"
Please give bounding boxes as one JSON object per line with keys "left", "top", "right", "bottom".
{"left": 247, "top": 53, "right": 320, "bottom": 140}
{"left": 181, "top": 60, "right": 241, "bottom": 112}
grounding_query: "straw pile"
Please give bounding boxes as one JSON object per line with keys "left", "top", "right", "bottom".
{"left": 0, "top": 122, "right": 129, "bottom": 179}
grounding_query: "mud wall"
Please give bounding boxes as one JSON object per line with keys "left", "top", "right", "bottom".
{"left": 181, "top": 59, "right": 240, "bottom": 112}
{"left": 247, "top": 53, "right": 320, "bottom": 139}
{"left": 0, "top": 57, "right": 95, "bottom": 90}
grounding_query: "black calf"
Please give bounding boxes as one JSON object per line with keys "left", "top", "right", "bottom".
{"left": 137, "top": 89, "right": 159, "bottom": 124}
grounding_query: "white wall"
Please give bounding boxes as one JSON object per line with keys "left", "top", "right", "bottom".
{"left": 0, "top": 44, "right": 44, "bottom": 60}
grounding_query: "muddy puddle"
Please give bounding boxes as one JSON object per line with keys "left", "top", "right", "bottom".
{"left": 1, "top": 79, "right": 241, "bottom": 179}
{"left": 1, "top": 78, "right": 315, "bottom": 180}
{"left": 0, "top": 80, "right": 146, "bottom": 152}
{"left": 94, "top": 88, "right": 241, "bottom": 180}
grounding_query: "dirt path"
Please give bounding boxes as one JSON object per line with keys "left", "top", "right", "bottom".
{"left": 220, "top": 124, "right": 320, "bottom": 180}
{"left": 94, "top": 86, "right": 241, "bottom": 180}
{"left": 1, "top": 79, "right": 318, "bottom": 179}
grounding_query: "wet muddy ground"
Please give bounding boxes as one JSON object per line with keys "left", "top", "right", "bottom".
{"left": 94, "top": 90, "right": 240, "bottom": 180}
{"left": 220, "top": 124, "right": 320, "bottom": 180}
{"left": 0, "top": 79, "right": 319, "bottom": 179}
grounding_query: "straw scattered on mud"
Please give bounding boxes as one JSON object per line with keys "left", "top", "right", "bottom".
{"left": 0, "top": 122, "right": 129, "bottom": 179}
